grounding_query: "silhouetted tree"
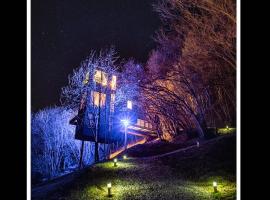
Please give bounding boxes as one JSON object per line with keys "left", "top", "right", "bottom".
{"left": 140, "top": 0, "right": 236, "bottom": 138}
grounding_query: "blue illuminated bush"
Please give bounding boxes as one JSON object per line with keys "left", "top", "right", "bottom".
{"left": 31, "top": 107, "right": 110, "bottom": 184}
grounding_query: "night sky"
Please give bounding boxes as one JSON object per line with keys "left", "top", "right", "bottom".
{"left": 32, "top": 0, "right": 161, "bottom": 111}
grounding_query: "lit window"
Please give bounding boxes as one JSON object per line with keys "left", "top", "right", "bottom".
{"left": 137, "top": 119, "right": 144, "bottom": 127}
{"left": 127, "top": 100, "right": 132, "bottom": 109}
{"left": 140, "top": 120, "right": 144, "bottom": 127}
{"left": 94, "top": 70, "right": 107, "bottom": 86}
{"left": 110, "top": 94, "right": 115, "bottom": 112}
{"left": 145, "top": 122, "right": 149, "bottom": 128}
{"left": 92, "top": 91, "right": 106, "bottom": 107}
{"left": 94, "top": 70, "right": 101, "bottom": 83}
{"left": 102, "top": 73, "right": 108, "bottom": 86}
{"left": 111, "top": 75, "right": 117, "bottom": 90}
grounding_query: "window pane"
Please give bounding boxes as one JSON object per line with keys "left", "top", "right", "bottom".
{"left": 101, "top": 93, "right": 106, "bottom": 106}
{"left": 92, "top": 91, "right": 106, "bottom": 107}
{"left": 127, "top": 100, "right": 132, "bottom": 109}
{"left": 94, "top": 70, "right": 107, "bottom": 86}
{"left": 140, "top": 119, "right": 144, "bottom": 127}
{"left": 94, "top": 70, "right": 102, "bottom": 83}
{"left": 145, "top": 122, "right": 148, "bottom": 128}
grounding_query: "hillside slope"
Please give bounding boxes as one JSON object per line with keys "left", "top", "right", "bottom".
{"left": 34, "top": 135, "right": 236, "bottom": 200}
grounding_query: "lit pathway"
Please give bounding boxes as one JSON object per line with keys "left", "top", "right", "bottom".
{"left": 109, "top": 138, "right": 146, "bottom": 159}
{"left": 137, "top": 134, "right": 233, "bottom": 160}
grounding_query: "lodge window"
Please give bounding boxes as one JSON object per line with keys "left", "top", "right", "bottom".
{"left": 140, "top": 120, "right": 144, "bottom": 127}
{"left": 145, "top": 122, "right": 149, "bottom": 128}
{"left": 94, "top": 70, "right": 107, "bottom": 86}
{"left": 92, "top": 91, "right": 106, "bottom": 107}
{"left": 136, "top": 119, "right": 144, "bottom": 127}
{"left": 136, "top": 119, "right": 152, "bottom": 129}
{"left": 127, "top": 100, "right": 132, "bottom": 109}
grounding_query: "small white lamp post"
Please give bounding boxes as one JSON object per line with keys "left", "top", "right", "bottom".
{"left": 213, "top": 181, "right": 218, "bottom": 192}
{"left": 196, "top": 141, "right": 200, "bottom": 148}
{"left": 107, "top": 182, "right": 112, "bottom": 196}
{"left": 123, "top": 155, "right": 127, "bottom": 160}
{"left": 113, "top": 158, "right": 118, "bottom": 167}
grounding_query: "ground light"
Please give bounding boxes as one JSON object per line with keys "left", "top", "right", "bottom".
{"left": 226, "top": 125, "right": 229, "bottom": 130}
{"left": 123, "top": 155, "right": 127, "bottom": 160}
{"left": 107, "top": 183, "right": 112, "bottom": 197}
{"left": 213, "top": 181, "right": 218, "bottom": 192}
{"left": 113, "top": 158, "right": 118, "bottom": 167}
{"left": 196, "top": 141, "right": 200, "bottom": 147}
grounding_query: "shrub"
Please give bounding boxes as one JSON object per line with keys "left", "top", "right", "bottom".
{"left": 31, "top": 107, "right": 110, "bottom": 184}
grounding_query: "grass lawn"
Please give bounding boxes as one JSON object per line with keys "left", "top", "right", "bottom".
{"left": 37, "top": 135, "right": 236, "bottom": 200}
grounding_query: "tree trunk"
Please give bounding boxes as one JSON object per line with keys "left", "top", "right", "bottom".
{"left": 79, "top": 140, "right": 85, "bottom": 169}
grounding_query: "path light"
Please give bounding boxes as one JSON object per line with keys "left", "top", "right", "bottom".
{"left": 121, "top": 119, "right": 129, "bottom": 127}
{"left": 114, "top": 158, "right": 118, "bottom": 167}
{"left": 123, "top": 155, "right": 127, "bottom": 160}
{"left": 226, "top": 125, "right": 229, "bottom": 130}
{"left": 196, "top": 141, "right": 200, "bottom": 148}
{"left": 213, "top": 181, "right": 218, "bottom": 192}
{"left": 107, "top": 182, "right": 112, "bottom": 197}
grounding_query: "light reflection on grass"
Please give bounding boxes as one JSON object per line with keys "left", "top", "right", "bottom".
{"left": 94, "top": 160, "right": 137, "bottom": 171}
{"left": 61, "top": 160, "right": 236, "bottom": 200}
{"left": 185, "top": 177, "right": 236, "bottom": 200}
{"left": 67, "top": 174, "right": 236, "bottom": 200}
{"left": 49, "top": 136, "right": 236, "bottom": 200}
{"left": 218, "top": 128, "right": 236, "bottom": 135}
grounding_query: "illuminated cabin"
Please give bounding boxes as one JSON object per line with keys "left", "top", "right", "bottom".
{"left": 70, "top": 68, "right": 157, "bottom": 145}
{"left": 70, "top": 68, "right": 117, "bottom": 144}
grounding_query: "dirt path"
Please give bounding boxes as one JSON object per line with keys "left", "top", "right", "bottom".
{"left": 136, "top": 134, "right": 233, "bottom": 160}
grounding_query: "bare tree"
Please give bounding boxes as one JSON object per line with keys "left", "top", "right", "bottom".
{"left": 140, "top": 0, "right": 236, "bottom": 139}
{"left": 31, "top": 107, "right": 80, "bottom": 179}
{"left": 31, "top": 107, "right": 111, "bottom": 183}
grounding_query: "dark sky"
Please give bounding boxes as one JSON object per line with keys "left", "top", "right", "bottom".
{"left": 32, "top": 0, "right": 161, "bottom": 111}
